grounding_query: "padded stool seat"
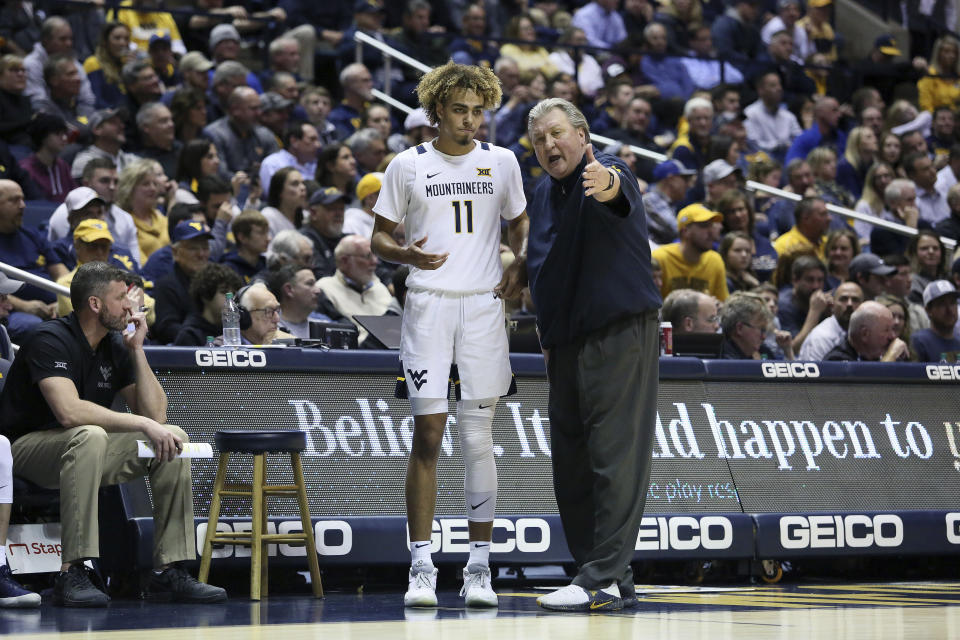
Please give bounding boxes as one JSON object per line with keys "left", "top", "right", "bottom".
{"left": 215, "top": 430, "right": 306, "bottom": 454}
{"left": 198, "top": 430, "right": 322, "bottom": 600}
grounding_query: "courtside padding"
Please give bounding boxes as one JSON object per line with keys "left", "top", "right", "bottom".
{"left": 117, "top": 349, "right": 960, "bottom": 567}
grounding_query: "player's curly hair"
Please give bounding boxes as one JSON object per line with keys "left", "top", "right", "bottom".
{"left": 415, "top": 61, "right": 502, "bottom": 127}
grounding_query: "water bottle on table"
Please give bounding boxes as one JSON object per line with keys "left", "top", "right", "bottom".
{"left": 223, "top": 292, "right": 241, "bottom": 346}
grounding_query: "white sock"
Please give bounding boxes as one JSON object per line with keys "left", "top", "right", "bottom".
{"left": 0, "top": 545, "right": 6, "bottom": 566}
{"left": 410, "top": 541, "right": 433, "bottom": 570}
{"left": 467, "top": 540, "right": 490, "bottom": 568}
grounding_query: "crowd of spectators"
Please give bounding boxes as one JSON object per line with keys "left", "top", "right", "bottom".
{"left": 0, "top": 0, "right": 959, "bottom": 362}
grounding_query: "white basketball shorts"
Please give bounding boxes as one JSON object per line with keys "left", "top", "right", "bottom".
{"left": 400, "top": 288, "right": 512, "bottom": 401}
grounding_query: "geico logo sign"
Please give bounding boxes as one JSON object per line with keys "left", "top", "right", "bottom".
{"left": 196, "top": 520, "right": 351, "bottom": 557}
{"left": 635, "top": 516, "right": 733, "bottom": 551}
{"left": 947, "top": 513, "right": 960, "bottom": 544}
{"left": 195, "top": 349, "right": 267, "bottom": 368}
{"left": 414, "top": 518, "right": 550, "bottom": 553}
{"left": 925, "top": 365, "right": 960, "bottom": 380}
{"left": 761, "top": 362, "right": 820, "bottom": 378}
{"left": 779, "top": 514, "right": 903, "bottom": 549}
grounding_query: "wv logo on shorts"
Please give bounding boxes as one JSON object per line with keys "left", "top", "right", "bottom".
{"left": 476, "top": 168, "right": 491, "bottom": 177}
{"left": 407, "top": 369, "right": 428, "bottom": 390}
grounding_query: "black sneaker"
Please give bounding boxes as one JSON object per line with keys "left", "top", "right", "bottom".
{"left": 147, "top": 565, "right": 227, "bottom": 603}
{"left": 53, "top": 564, "right": 110, "bottom": 607}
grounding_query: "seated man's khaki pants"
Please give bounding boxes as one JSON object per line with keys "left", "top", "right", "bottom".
{"left": 12, "top": 424, "right": 195, "bottom": 567}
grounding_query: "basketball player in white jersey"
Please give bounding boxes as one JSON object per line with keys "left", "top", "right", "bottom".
{"left": 371, "top": 61, "right": 528, "bottom": 608}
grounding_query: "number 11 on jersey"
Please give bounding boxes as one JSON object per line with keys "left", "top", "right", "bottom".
{"left": 452, "top": 200, "right": 474, "bottom": 233}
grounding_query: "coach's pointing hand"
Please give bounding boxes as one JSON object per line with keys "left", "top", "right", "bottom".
{"left": 405, "top": 236, "right": 449, "bottom": 270}
{"left": 582, "top": 144, "right": 620, "bottom": 203}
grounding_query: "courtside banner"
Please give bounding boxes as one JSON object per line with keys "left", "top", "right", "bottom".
{"left": 754, "top": 510, "right": 960, "bottom": 558}
{"left": 5, "top": 524, "right": 63, "bottom": 573}
{"left": 181, "top": 513, "right": 755, "bottom": 565}
{"left": 144, "top": 349, "right": 960, "bottom": 522}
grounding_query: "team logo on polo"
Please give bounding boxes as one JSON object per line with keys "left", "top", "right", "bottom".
{"left": 407, "top": 369, "right": 428, "bottom": 390}
{"left": 54, "top": 361, "right": 67, "bottom": 370}
{"left": 98, "top": 365, "right": 113, "bottom": 389}
{"left": 476, "top": 168, "right": 491, "bottom": 177}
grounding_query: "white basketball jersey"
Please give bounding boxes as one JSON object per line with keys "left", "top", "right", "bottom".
{"left": 373, "top": 140, "right": 526, "bottom": 292}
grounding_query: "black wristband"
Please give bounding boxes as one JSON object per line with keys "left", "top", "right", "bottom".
{"left": 603, "top": 169, "right": 615, "bottom": 191}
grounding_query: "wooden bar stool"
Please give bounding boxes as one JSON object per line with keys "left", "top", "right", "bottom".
{"left": 198, "top": 430, "right": 323, "bottom": 600}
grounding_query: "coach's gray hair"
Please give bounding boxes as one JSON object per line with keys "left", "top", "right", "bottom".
{"left": 527, "top": 98, "right": 590, "bottom": 140}
{"left": 720, "top": 292, "right": 771, "bottom": 335}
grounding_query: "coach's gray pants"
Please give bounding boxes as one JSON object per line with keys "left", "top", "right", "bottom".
{"left": 546, "top": 311, "right": 659, "bottom": 593}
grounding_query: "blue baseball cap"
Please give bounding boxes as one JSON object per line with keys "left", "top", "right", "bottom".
{"left": 653, "top": 160, "right": 696, "bottom": 182}
{"left": 172, "top": 219, "right": 213, "bottom": 243}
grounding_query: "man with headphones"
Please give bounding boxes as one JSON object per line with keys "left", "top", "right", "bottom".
{"left": 236, "top": 282, "right": 290, "bottom": 345}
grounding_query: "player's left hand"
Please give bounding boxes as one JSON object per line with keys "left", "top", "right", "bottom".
{"left": 495, "top": 256, "right": 527, "bottom": 300}
{"left": 582, "top": 145, "right": 619, "bottom": 202}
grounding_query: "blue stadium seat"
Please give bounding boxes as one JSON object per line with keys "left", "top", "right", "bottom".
{"left": 22, "top": 200, "right": 59, "bottom": 233}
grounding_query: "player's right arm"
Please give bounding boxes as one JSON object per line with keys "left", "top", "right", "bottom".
{"left": 371, "top": 215, "right": 449, "bottom": 270}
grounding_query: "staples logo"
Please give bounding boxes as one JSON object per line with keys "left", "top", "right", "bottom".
{"left": 780, "top": 514, "right": 903, "bottom": 549}
{"left": 7, "top": 542, "right": 63, "bottom": 557}
{"left": 195, "top": 349, "right": 267, "bottom": 368}
{"left": 761, "top": 362, "right": 820, "bottom": 378}
{"left": 635, "top": 516, "right": 733, "bottom": 551}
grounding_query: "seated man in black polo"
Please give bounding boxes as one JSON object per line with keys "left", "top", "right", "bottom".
{"left": 152, "top": 219, "right": 214, "bottom": 344}
{"left": 0, "top": 262, "right": 227, "bottom": 607}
